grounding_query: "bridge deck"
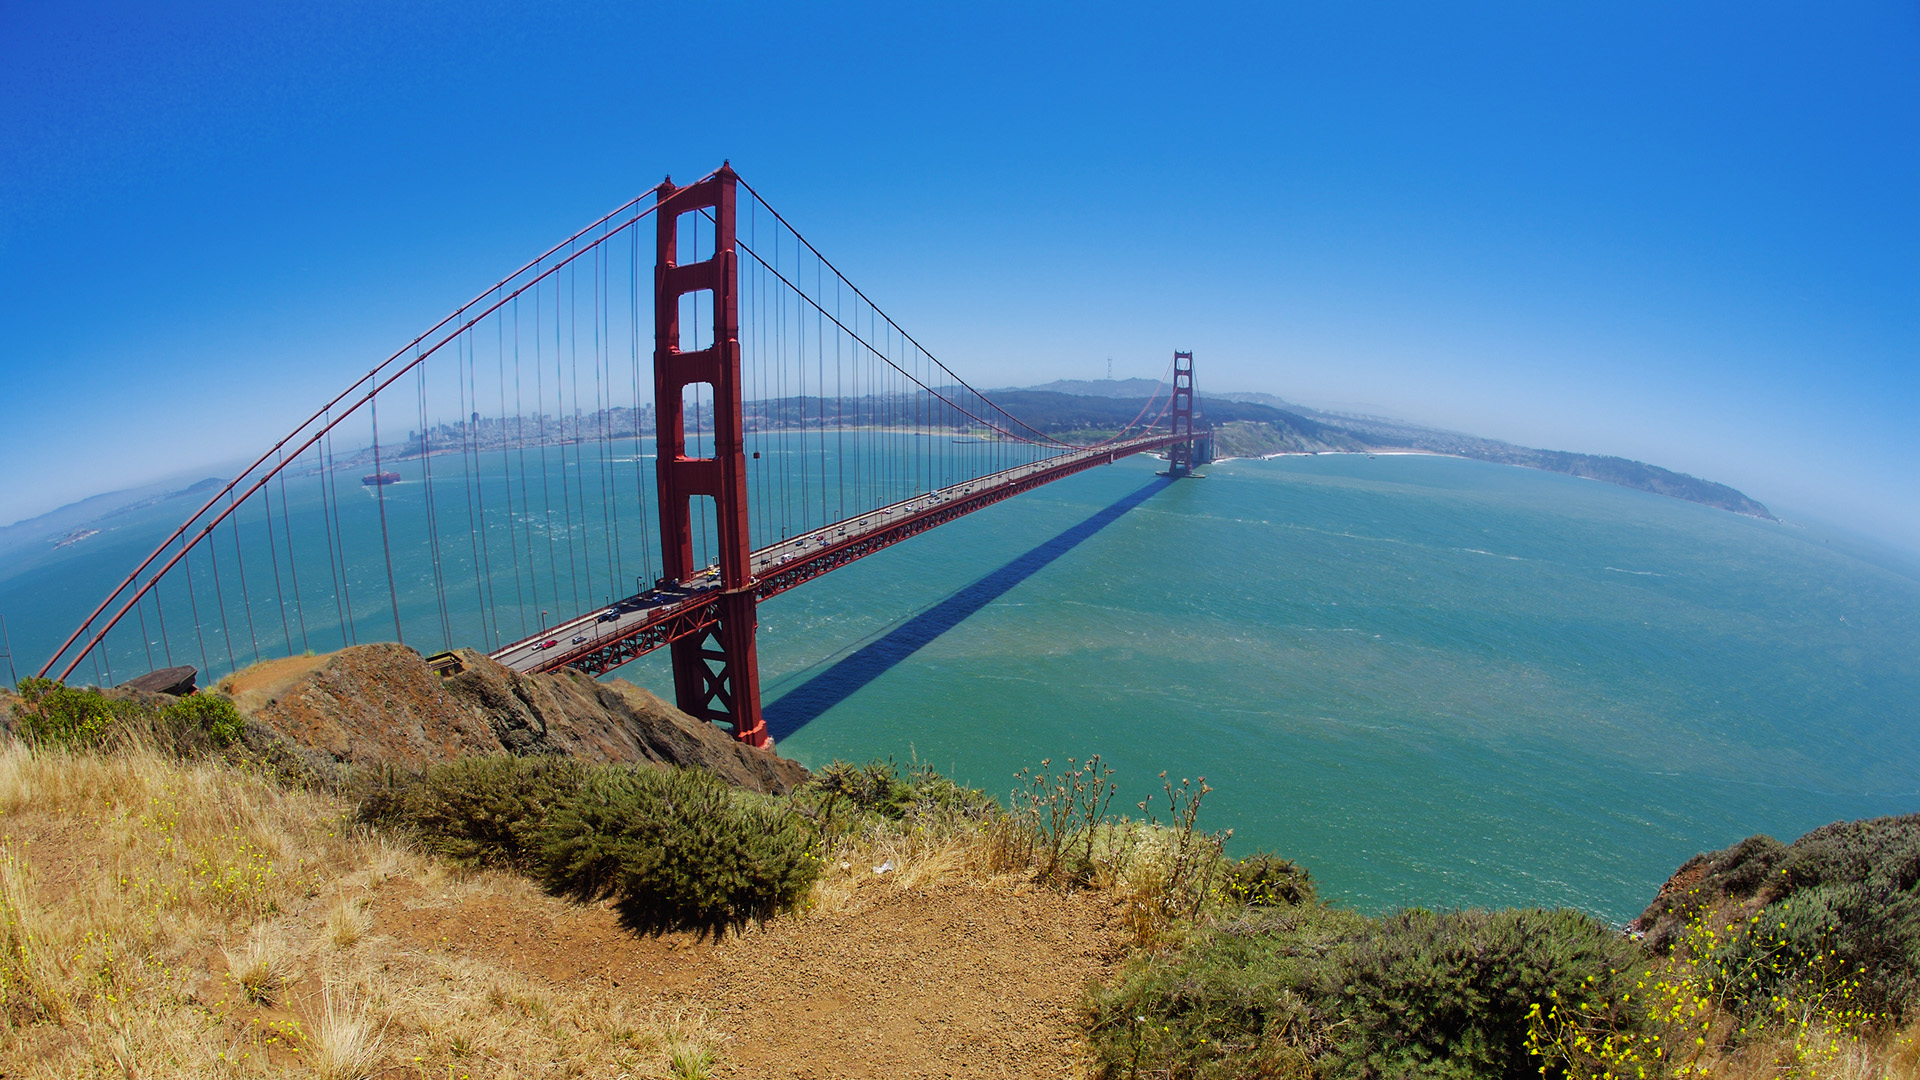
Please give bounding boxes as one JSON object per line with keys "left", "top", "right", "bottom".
{"left": 490, "top": 433, "right": 1184, "bottom": 676}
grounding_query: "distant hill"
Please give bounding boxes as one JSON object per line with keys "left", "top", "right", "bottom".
{"left": 1281, "top": 409, "right": 1776, "bottom": 520}
{"left": 1006, "top": 378, "right": 1167, "bottom": 399}
{"left": 0, "top": 476, "right": 224, "bottom": 569}
{"left": 999, "top": 384, "right": 1775, "bottom": 521}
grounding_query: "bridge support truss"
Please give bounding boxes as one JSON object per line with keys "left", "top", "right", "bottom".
{"left": 1169, "top": 350, "right": 1196, "bottom": 477}
{"left": 653, "top": 165, "right": 768, "bottom": 746}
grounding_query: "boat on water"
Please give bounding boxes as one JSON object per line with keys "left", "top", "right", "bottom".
{"left": 361, "top": 471, "right": 401, "bottom": 486}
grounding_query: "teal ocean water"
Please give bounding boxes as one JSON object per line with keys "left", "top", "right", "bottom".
{"left": 741, "top": 453, "right": 1920, "bottom": 923}
{"left": 4, "top": 450, "right": 1916, "bottom": 923}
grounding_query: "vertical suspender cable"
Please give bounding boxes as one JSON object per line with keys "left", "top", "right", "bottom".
{"left": 276, "top": 448, "right": 310, "bottom": 654}
{"left": 417, "top": 362, "right": 453, "bottom": 650}
{"left": 225, "top": 492, "right": 260, "bottom": 665}
{"left": 183, "top": 549, "right": 211, "bottom": 677}
{"left": 796, "top": 240, "right": 808, "bottom": 535}
{"left": 134, "top": 591, "right": 154, "bottom": 670}
{"left": 513, "top": 297, "right": 542, "bottom": 630}
{"left": 835, "top": 272, "right": 845, "bottom": 522}
{"left": 461, "top": 328, "right": 498, "bottom": 648}
{"left": 595, "top": 236, "right": 621, "bottom": 596}
{"left": 501, "top": 311, "right": 529, "bottom": 638}
{"left": 259, "top": 471, "right": 292, "bottom": 656}
{"left": 556, "top": 261, "right": 583, "bottom": 612}
{"left": 821, "top": 259, "right": 829, "bottom": 530}
{"left": 205, "top": 513, "right": 238, "bottom": 674}
{"left": 630, "top": 222, "right": 654, "bottom": 588}
{"left": 153, "top": 583, "right": 172, "bottom": 666}
{"left": 369, "top": 396, "right": 406, "bottom": 645}
{"left": 454, "top": 331, "right": 488, "bottom": 648}
{"left": 319, "top": 420, "right": 354, "bottom": 645}
{"left": 533, "top": 282, "right": 563, "bottom": 618}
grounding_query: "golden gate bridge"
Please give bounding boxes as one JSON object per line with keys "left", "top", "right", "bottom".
{"left": 40, "top": 164, "right": 1207, "bottom": 747}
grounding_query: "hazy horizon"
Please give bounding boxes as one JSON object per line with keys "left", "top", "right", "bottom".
{"left": 3, "top": 3, "right": 1914, "bottom": 555}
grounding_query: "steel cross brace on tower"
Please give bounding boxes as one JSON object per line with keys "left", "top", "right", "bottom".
{"left": 652, "top": 164, "right": 768, "bottom": 747}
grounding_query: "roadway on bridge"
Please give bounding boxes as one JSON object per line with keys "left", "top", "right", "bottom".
{"left": 488, "top": 440, "right": 1169, "bottom": 675}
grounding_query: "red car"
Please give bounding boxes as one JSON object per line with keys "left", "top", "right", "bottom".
{"left": 535, "top": 639, "right": 558, "bottom": 650}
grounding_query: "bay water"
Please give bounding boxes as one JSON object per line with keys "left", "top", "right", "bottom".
{"left": 4, "top": 448, "right": 1916, "bottom": 923}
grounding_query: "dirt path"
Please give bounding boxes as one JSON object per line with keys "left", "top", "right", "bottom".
{"left": 377, "top": 873, "right": 1121, "bottom": 1078}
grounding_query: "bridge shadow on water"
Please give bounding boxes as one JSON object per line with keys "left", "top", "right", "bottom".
{"left": 764, "top": 475, "right": 1173, "bottom": 742}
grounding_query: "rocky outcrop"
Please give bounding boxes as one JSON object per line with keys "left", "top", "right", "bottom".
{"left": 224, "top": 644, "right": 807, "bottom": 794}
{"left": 119, "top": 665, "right": 198, "bottom": 696}
{"left": 1630, "top": 815, "right": 1920, "bottom": 949}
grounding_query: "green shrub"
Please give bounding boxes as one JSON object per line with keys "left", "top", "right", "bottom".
{"left": 354, "top": 755, "right": 591, "bottom": 870}
{"left": 1087, "top": 904, "right": 1644, "bottom": 1080}
{"left": 900, "top": 764, "right": 997, "bottom": 823}
{"left": 160, "top": 694, "right": 245, "bottom": 748}
{"left": 1223, "top": 852, "right": 1316, "bottom": 909}
{"left": 810, "top": 760, "right": 916, "bottom": 820}
{"left": 8, "top": 679, "right": 246, "bottom": 755}
{"left": 11, "top": 677, "right": 121, "bottom": 748}
{"left": 1711, "top": 881, "right": 1920, "bottom": 1024}
{"left": 1641, "top": 814, "right": 1920, "bottom": 1023}
{"left": 1326, "top": 908, "right": 1641, "bottom": 1080}
{"left": 538, "top": 765, "right": 821, "bottom": 938}
{"left": 804, "top": 759, "right": 995, "bottom": 834}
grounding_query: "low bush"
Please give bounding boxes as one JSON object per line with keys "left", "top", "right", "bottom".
{"left": 802, "top": 758, "right": 994, "bottom": 837}
{"left": 1223, "top": 852, "right": 1316, "bottom": 909}
{"left": 158, "top": 693, "right": 246, "bottom": 748}
{"left": 537, "top": 765, "right": 820, "bottom": 938}
{"left": 355, "top": 755, "right": 591, "bottom": 871}
{"left": 1638, "top": 814, "right": 1920, "bottom": 1024}
{"left": 809, "top": 759, "right": 916, "bottom": 819}
{"left": 1710, "top": 881, "right": 1917, "bottom": 1024}
{"left": 9, "top": 678, "right": 244, "bottom": 753}
{"left": 1531, "top": 896, "right": 1907, "bottom": 1078}
{"left": 10, "top": 677, "right": 123, "bottom": 748}
{"left": 1087, "top": 903, "right": 1642, "bottom": 1080}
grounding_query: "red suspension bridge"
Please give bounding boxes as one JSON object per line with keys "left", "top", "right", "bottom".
{"left": 40, "top": 164, "right": 1208, "bottom": 747}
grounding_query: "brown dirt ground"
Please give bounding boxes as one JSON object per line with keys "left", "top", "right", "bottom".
{"left": 374, "top": 870, "right": 1124, "bottom": 1079}
{"left": 8, "top": 791, "right": 1120, "bottom": 1079}
{"left": 218, "top": 652, "right": 332, "bottom": 710}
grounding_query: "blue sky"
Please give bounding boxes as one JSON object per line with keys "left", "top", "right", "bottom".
{"left": 2, "top": 1, "right": 1915, "bottom": 551}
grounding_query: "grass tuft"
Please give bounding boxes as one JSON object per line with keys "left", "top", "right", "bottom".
{"left": 224, "top": 928, "right": 294, "bottom": 1005}
{"left": 0, "top": 843, "right": 68, "bottom": 1026}
{"left": 310, "top": 986, "right": 383, "bottom": 1080}
{"left": 325, "top": 895, "right": 372, "bottom": 948}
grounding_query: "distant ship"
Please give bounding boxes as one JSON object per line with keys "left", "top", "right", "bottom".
{"left": 361, "top": 471, "right": 401, "bottom": 486}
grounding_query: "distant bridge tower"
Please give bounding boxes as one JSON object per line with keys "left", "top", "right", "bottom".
{"left": 1169, "top": 350, "right": 1196, "bottom": 477}
{"left": 653, "top": 165, "right": 768, "bottom": 747}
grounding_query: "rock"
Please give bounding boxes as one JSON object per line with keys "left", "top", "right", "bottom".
{"left": 118, "top": 665, "right": 198, "bottom": 696}
{"left": 224, "top": 644, "right": 808, "bottom": 794}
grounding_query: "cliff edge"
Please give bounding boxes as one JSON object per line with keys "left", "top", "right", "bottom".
{"left": 222, "top": 643, "right": 807, "bottom": 794}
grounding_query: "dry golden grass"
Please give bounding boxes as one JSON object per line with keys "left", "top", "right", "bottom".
{"left": 223, "top": 927, "right": 296, "bottom": 1005}
{"left": 11, "top": 737, "right": 1906, "bottom": 1079}
{"left": 804, "top": 820, "right": 999, "bottom": 918}
{"left": 803, "top": 801, "right": 1217, "bottom": 955}
{"left": 1662, "top": 1022, "right": 1920, "bottom": 1079}
{"left": 310, "top": 986, "right": 381, "bottom": 1080}
{"left": 0, "top": 740, "right": 720, "bottom": 1078}
{"left": 323, "top": 895, "right": 370, "bottom": 948}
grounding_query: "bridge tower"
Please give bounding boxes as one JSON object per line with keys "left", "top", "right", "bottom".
{"left": 1169, "top": 350, "right": 1196, "bottom": 477}
{"left": 653, "top": 165, "right": 768, "bottom": 746}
